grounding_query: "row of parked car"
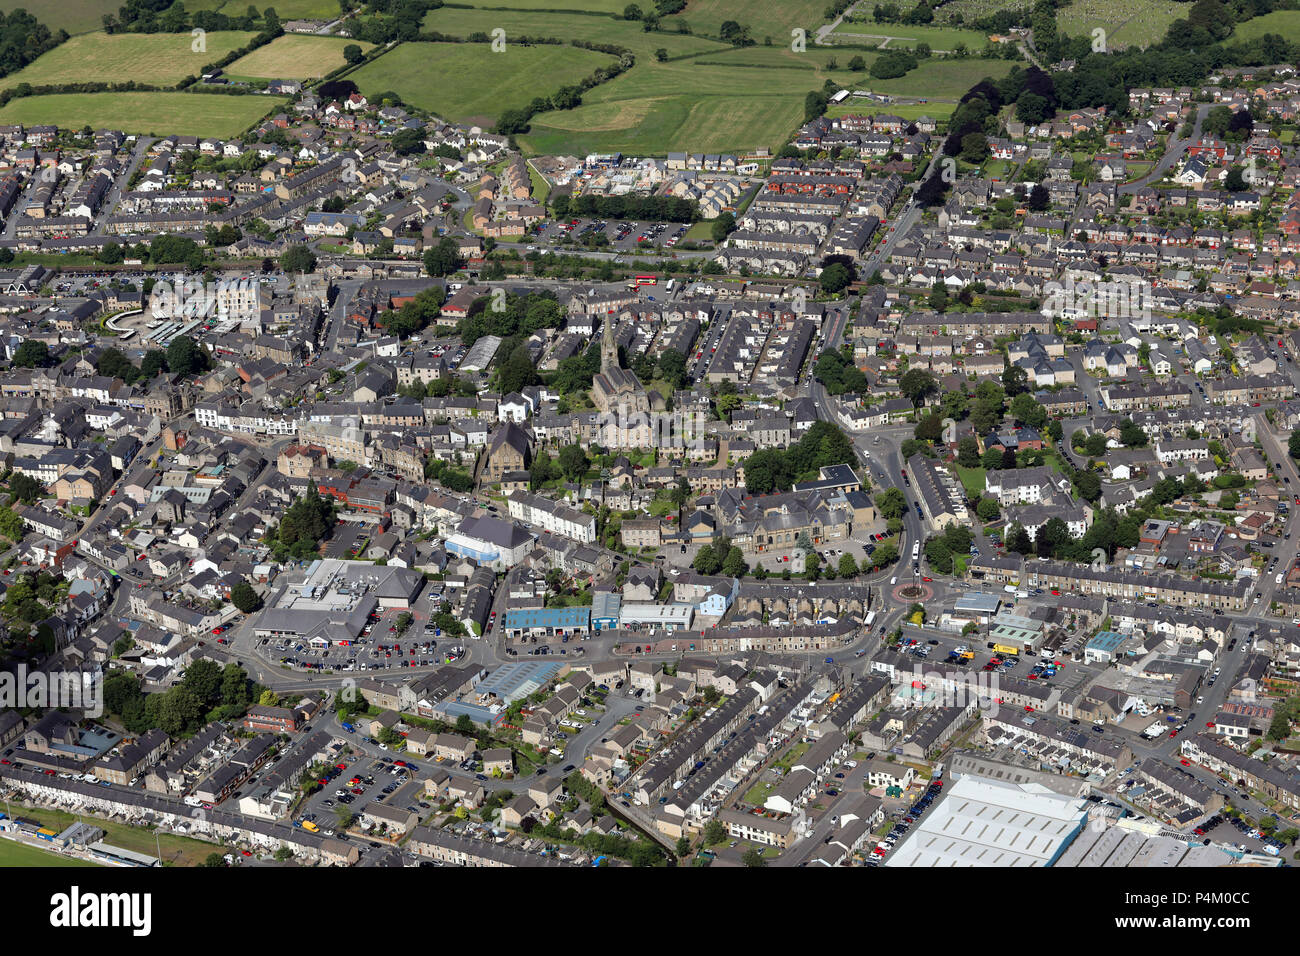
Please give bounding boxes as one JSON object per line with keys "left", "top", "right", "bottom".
{"left": 866, "top": 779, "right": 944, "bottom": 865}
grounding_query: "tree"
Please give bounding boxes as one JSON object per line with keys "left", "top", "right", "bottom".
{"left": 343, "top": 43, "right": 364, "bottom": 64}
{"left": 976, "top": 497, "right": 1000, "bottom": 521}
{"left": 279, "top": 244, "right": 317, "bottom": 274}
{"left": 742, "top": 846, "right": 766, "bottom": 867}
{"left": 703, "top": 819, "right": 726, "bottom": 845}
{"left": 838, "top": 552, "right": 857, "bottom": 577}
{"left": 166, "top": 336, "right": 207, "bottom": 377}
{"left": 956, "top": 435, "right": 981, "bottom": 468}
{"left": 899, "top": 368, "right": 937, "bottom": 409}
{"left": 819, "top": 262, "right": 852, "bottom": 295}
{"left": 8, "top": 472, "right": 42, "bottom": 503}
{"left": 721, "top": 545, "right": 748, "bottom": 578}
{"left": 455, "top": 714, "right": 476, "bottom": 735}
{"left": 1268, "top": 711, "right": 1291, "bottom": 741}
{"left": 675, "top": 835, "right": 690, "bottom": 857}
{"left": 693, "top": 544, "right": 722, "bottom": 575}
{"left": 877, "top": 487, "right": 907, "bottom": 521}
{"left": 710, "top": 211, "right": 735, "bottom": 243}
{"left": 1027, "top": 183, "right": 1049, "bottom": 211}
{"left": 870, "top": 541, "right": 898, "bottom": 568}
{"left": 423, "top": 236, "right": 461, "bottom": 277}
{"left": 231, "top": 579, "right": 261, "bottom": 614}
{"left": 558, "top": 444, "right": 590, "bottom": 482}
{"left": 11, "top": 340, "right": 50, "bottom": 368}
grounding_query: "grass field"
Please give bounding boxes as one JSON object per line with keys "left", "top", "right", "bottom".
{"left": 1055, "top": 0, "right": 1184, "bottom": 49}
{"left": 0, "top": 0, "right": 120, "bottom": 35}
{"left": 0, "top": 838, "right": 103, "bottom": 867}
{"left": 0, "top": 91, "right": 284, "bottom": 137}
{"left": 226, "top": 35, "right": 374, "bottom": 79}
{"left": 5, "top": 803, "right": 228, "bottom": 866}
{"left": 660, "top": 0, "right": 831, "bottom": 41}
{"left": 411, "top": 3, "right": 1011, "bottom": 155}
{"left": 422, "top": 6, "right": 723, "bottom": 60}
{"left": 350, "top": 42, "right": 619, "bottom": 125}
{"left": 830, "top": 20, "right": 992, "bottom": 51}
{"left": 938, "top": 0, "right": 1180, "bottom": 49}
{"left": 0, "top": 31, "right": 259, "bottom": 90}
{"left": 1232, "top": 9, "right": 1300, "bottom": 43}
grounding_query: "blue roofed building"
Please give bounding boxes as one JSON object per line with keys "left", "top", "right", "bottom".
{"left": 502, "top": 606, "right": 591, "bottom": 640}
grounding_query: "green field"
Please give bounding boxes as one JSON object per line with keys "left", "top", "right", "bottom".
{"left": 350, "top": 42, "right": 620, "bottom": 125}
{"left": 0, "top": 31, "right": 259, "bottom": 90}
{"left": 1056, "top": 0, "right": 1184, "bottom": 49}
{"left": 938, "top": 0, "right": 1180, "bottom": 49}
{"left": 0, "top": 0, "right": 121, "bottom": 35}
{"left": 0, "top": 838, "right": 102, "bottom": 867}
{"left": 405, "top": 2, "right": 1013, "bottom": 155}
{"left": 226, "top": 35, "right": 375, "bottom": 79}
{"left": 3, "top": 804, "right": 227, "bottom": 866}
{"left": 0, "top": 91, "right": 284, "bottom": 137}
{"left": 1232, "top": 9, "right": 1300, "bottom": 43}
{"left": 190, "top": 0, "right": 340, "bottom": 16}
{"left": 421, "top": 6, "right": 724, "bottom": 60}
{"left": 660, "top": 0, "right": 831, "bottom": 41}
{"left": 830, "top": 20, "right": 992, "bottom": 51}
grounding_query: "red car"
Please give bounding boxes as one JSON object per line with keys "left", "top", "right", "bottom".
{"left": 1180, "top": 759, "right": 1191, "bottom": 766}
{"left": 351, "top": 787, "right": 363, "bottom": 795}
{"left": 335, "top": 763, "right": 347, "bottom": 771}
{"left": 1169, "top": 730, "right": 1178, "bottom": 738}
{"left": 922, "top": 576, "right": 933, "bottom": 583}
{"left": 240, "top": 850, "right": 252, "bottom": 857}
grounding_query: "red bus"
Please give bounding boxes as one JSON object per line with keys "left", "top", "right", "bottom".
{"left": 635, "top": 275, "right": 657, "bottom": 286}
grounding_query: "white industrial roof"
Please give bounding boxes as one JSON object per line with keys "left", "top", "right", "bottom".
{"left": 885, "top": 775, "right": 1089, "bottom": 867}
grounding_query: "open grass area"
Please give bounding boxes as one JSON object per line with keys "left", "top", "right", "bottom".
{"left": 226, "top": 35, "right": 375, "bottom": 79}
{"left": 830, "top": 20, "right": 992, "bottom": 51}
{"left": 409, "top": 4, "right": 1010, "bottom": 155}
{"left": 422, "top": 6, "right": 724, "bottom": 60}
{"left": 0, "top": 0, "right": 121, "bottom": 35}
{"left": 0, "top": 91, "right": 284, "bottom": 137}
{"left": 0, "top": 837, "right": 103, "bottom": 867}
{"left": 660, "top": 0, "right": 831, "bottom": 41}
{"left": 349, "top": 41, "right": 619, "bottom": 126}
{"left": 955, "top": 465, "right": 987, "bottom": 501}
{"left": 0, "top": 31, "right": 259, "bottom": 89}
{"left": 937, "top": 0, "right": 1179, "bottom": 49}
{"left": 5, "top": 803, "right": 225, "bottom": 866}
{"left": 1231, "top": 9, "right": 1300, "bottom": 43}
{"left": 1056, "top": 0, "right": 1184, "bottom": 48}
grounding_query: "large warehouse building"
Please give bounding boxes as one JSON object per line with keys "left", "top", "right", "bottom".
{"left": 885, "top": 775, "right": 1089, "bottom": 867}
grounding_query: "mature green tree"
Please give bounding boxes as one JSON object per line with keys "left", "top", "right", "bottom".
{"left": 558, "top": 444, "right": 590, "bottom": 482}
{"left": 279, "top": 244, "right": 317, "bottom": 274}
{"left": 231, "top": 579, "right": 262, "bottom": 614}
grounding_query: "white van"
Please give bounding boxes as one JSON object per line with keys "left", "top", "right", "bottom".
{"left": 890, "top": 576, "right": 898, "bottom": 586}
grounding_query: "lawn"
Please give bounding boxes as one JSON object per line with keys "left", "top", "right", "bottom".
{"left": 830, "top": 20, "right": 991, "bottom": 52}
{"left": 0, "top": 91, "right": 284, "bottom": 137}
{"left": 1056, "top": 0, "right": 1186, "bottom": 48}
{"left": 225, "top": 35, "right": 375, "bottom": 80}
{"left": 1231, "top": 9, "right": 1300, "bottom": 43}
{"left": 955, "top": 465, "right": 987, "bottom": 501}
{"left": 658, "top": 0, "right": 832, "bottom": 41}
{"left": 0, "top": 838, "right": 102, "bottom": 867}
{"left": 5, "top": 803, "right": 226, "bottom": 866}
{"left": 349, "top": 42, "right": 619, "bottom": 126}
{"left": 0, "top": 0, "right": 122, "bottom": 35}
{"left": 0, "top": 31, "right": 260, "bottom": 89}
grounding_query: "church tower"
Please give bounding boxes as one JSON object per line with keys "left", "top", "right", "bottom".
{"left": 601, "top": 310, "right": 618, "bottom": 374}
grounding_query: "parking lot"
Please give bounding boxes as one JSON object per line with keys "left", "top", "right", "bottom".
{"left": 296, "top": 749, "right": 434, "bottom": 842}
{"left": 532, "top": 217, "right": 690, "bottom": 254}
{"left": 257, "top": 603, "right": 464, "bottom": 674}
